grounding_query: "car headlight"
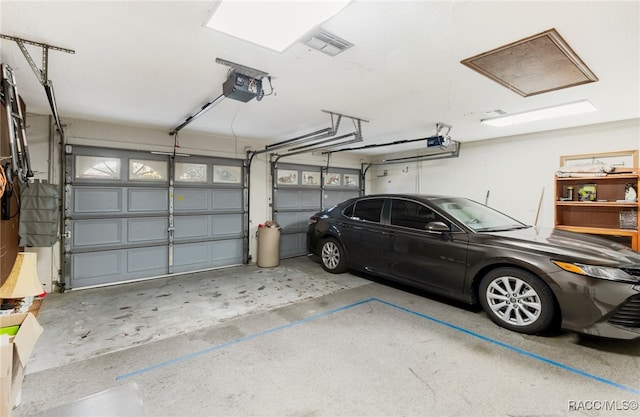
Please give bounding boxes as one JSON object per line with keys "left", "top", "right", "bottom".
{"left": 552, "top": 261, "right": 638, "bottom": 282}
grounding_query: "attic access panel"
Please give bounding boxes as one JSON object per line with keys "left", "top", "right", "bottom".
{"left": 461, "top": 28, "right": 598, "bottom": 97}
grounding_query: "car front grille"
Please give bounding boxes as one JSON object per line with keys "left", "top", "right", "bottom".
{"left": 620, "top": 267, "right": 640, "bottom": 277}
{"left": 608, "top": 295, "right": 640, "bottom": 329}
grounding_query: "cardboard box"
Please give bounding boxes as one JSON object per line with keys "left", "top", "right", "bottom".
{"left": 0, "top": 313, "right": 43, "bottom": 417}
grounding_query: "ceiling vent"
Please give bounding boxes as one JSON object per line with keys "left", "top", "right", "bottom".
{"left": 303, "top": 30, "right": 353, "bottom": 56}
{"left": 461, "top": 28, "right": 598, "bottom": 97}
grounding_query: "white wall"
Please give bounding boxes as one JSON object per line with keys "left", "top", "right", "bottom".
{"left": 21, "top": 116, "right": 366, "bottom": 289}
{"left": 369, "top": 119, "right": 640, "bottom": 228}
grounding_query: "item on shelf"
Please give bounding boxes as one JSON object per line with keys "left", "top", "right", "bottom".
{"left": 620, "top": 210, "right": 638, "bottom": 230}
{"left": 625, "top": 183, "right": 637, "bottom": 202}
{"left": 555, "top": 162, "right": 614, "bottom": 178}
{"left": 578, "top": 184, "right": 597, "bottom": 201}
{"left": 566, "top": 186, "right": 574, "bottom": 200}
{"left": 555, "top": 150, "right": 639, "bottom": 251}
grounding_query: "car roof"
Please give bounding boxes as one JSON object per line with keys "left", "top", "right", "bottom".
{"left": 355, "top": 194, "right": 461, "bottom": 201}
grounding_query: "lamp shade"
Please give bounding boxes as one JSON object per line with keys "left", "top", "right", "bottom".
{"left": 0, "top": 252, "right": 44, "bottom": 299}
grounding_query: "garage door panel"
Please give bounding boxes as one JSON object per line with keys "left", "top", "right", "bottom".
{"left": 173, "top": 216, "right": 209, "bottom": 239}
{"left": 72, "top": 248, "right": 168, "bottom": 287}
{"left": 301, "top": 190, "right": 321, "bottom": 208}
{"left": 74, "top": 188, "right": 122, "bottom": 214}
{"left": 212, "top": 214, "right": 242, "bottom": 236}
{"left": 128, "top": 217, "right": 168, "bottom": 242}
{"left": 276, "top": 189, "right": 300, "bottom": 209}
{"left": 173, "top": 239, "right": 243, "bottom": 272}
{"left": 211, "top": 239, "right": 243, "bottom": 265}
{"left": 73, "top": 250, "right": 123, "bottom": 281}
{"left": 280, "top": 233, "right": 306, "bottom": 258}
{"left": 324, "top": 190, "right": 360, "bottom": 207}
{"left": 276, "top": 190, "right": 321, "bottom": 210}
{"left": 275, "top": 211, "right": 315, "bottom": 231}
{"left": 72, "top": 219, "right": 123, "bottom": 248}
{"left": 127, "top": 246, "right": 168, "bottom": 273}
{"left": 173, "top": 214, "right": 242, "bottom": 241}
{"left": 174, "top": 189, "right": 209, "bottom": 211}
{"left": 212, "top": 190, "right": 242, "bottom": 210}
{"left": 128, "top": 188, "right": 168, "bottom": 212}
{"left": 174, "top": 241, "right": 209, "bottom": 266}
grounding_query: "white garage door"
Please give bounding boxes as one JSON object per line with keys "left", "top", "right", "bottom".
{"left": 273, "top": 163, "right": 361, "bottom": 258}
{"left": 63, "top": 146, "right": 245, "bottom": 289}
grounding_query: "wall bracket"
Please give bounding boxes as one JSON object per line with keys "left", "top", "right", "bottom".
{"left": 1, "top": 34, "right": 74, "bottom": 135}
{"left": 0, "top": 34, "right": 75, "bottom": 85}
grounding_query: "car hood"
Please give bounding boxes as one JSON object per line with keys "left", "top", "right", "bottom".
{"left": 481, "top": 226, "right": 640, "bottom": 266}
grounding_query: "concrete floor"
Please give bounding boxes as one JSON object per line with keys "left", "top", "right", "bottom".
{"left": 13, "top": 256, "right": 640, "bottom": 417}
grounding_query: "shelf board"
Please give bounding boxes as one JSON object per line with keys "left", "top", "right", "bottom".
{"left": 555, "top": 201, "right": 638, "bottom": 207}
{"left": 556, "top": 151, "right": 639, "bottom": 251}
{"left": 556, "top": 225, "right": 638, "bottom": 236}
{"left": 555, "top": 173, "right": 638, "bottom": 181}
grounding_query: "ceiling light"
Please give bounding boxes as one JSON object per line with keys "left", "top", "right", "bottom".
{"left": 205, "top": 0, "right": 351, "bottom": 52}
{"left": 481, "top": 100, "right": 597, "bottom": 127}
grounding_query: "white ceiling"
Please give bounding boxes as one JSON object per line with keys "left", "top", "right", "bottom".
{"left": 1, "top": 1, "right": 638, "bottom": 156}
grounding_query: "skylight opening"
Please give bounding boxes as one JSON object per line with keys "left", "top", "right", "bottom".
{"left": 205, "top": 0, "right": 351, "bottom": 53}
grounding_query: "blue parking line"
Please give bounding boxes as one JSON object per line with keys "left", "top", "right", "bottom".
{"left": 116, "top": 297, "right": 640, "bottom": 396}
{"left": 116, "top": 298, "right": 375, "bottom": 381}
{"left": 372, "top": 297, "right": 640, "bottom": 396}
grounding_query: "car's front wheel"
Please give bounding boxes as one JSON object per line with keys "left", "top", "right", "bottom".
{"left": 319, "top": 238, "right": 347, "bottom": 273}
{"left": 479, "top": 268, "right": 555, "bottom": 334}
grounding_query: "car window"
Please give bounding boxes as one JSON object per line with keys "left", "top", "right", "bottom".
{"left": 390, "top": 199, "right": 446, "bottom": 230}
{"left": 431, "top": 197, "right": 527, "bottom": 232}
{"left": 351, "top": 199, "right": 384, "bottom": 223}
{"left": 342, "top": 203, "right": 355, "bottom": 218}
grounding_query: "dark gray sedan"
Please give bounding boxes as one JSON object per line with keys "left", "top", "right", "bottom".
{"left": 307, "top": 194, "right": 640, "bottom": 339}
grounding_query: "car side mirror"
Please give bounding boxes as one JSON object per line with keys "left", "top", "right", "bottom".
{"left": 426, "top": 221, "right": 450, "bottom": 233}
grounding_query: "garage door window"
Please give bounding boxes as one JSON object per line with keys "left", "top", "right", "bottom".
{"left": 175, "top": 162, "right": 207, "bottom": 183}
{"left": 324, "top": 172, "right": 342, "bottom": 186}
{"left": 75, "top": 156, "right": 121, "bottom": 179}
{"left": 129, "top": 159, "right": 167, "bottom": 181}
{"left": 213, "top": 165, "right": 242, "bottom": 183}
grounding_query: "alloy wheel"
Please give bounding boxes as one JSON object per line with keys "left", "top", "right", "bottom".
{"left": 321, "top": 241, "right": 341, "bottom": 270}
{"left": 485, "top": 276, "right": 542, "bottom": 327}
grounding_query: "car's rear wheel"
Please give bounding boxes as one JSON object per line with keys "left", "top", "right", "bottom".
{"left": 479, "top": 268, "right": 555, "bottom": 334}
{"left": 319, "top": 238, "right": 347, "bottom": 273}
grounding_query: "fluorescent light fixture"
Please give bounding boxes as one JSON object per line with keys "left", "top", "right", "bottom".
{"left": 205, "top": 0, "right": 351, "bottom": 52}
{"left": 481, "top": 100, "right": 597, "bottom": 127}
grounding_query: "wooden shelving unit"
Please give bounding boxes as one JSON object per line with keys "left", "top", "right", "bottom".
{"left": 554, "top": 150, "right": 639, "bottom": 251}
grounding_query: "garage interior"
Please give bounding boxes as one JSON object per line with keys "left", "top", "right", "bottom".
{"left": 1, "top": 1, "right": 639, "bottom": 416}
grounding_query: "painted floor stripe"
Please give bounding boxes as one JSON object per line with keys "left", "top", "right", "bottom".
{"left": 371, "top": 298, "right": 640, "bottom": 396}
{"left": 116, "top": 297, "right": 640, "bottom": 396}
{"left": 116, "top": 298, "right": 375, "bottom": 381}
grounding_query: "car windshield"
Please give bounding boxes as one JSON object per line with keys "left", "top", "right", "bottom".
{"left": 430, "top": 197, "right": 529, "bottom": 232}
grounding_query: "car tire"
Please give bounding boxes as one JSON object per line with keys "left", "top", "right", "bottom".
{"left": 319, "top": 238, "right": 348, "bottom": 274}
{"left": 479, "top": 267, "right": 555, "bottom": 335}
